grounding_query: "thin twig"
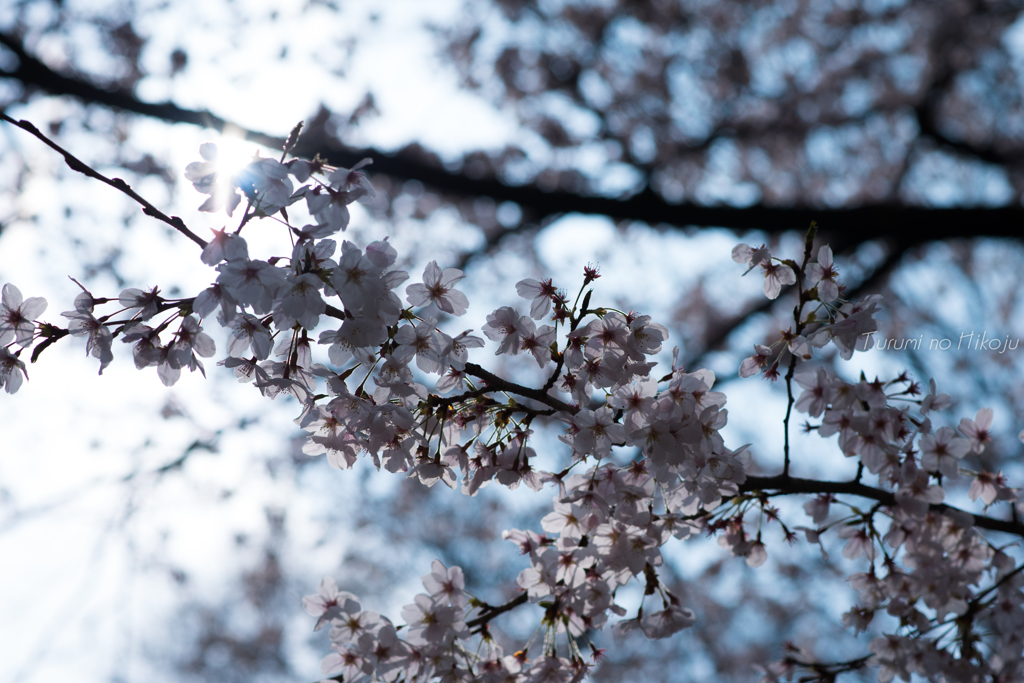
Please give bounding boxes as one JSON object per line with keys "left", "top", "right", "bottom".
{"left": 466, "top": 593, "right": 530, "bottom": 630}
{"left": 0, "top": 113, "right": 208, "bottom": 249}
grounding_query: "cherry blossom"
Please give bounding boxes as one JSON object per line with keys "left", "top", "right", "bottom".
{"left": 216, "top": 259, "right": 287, "bottom": 314}
{"left": 226, "top": 314, "right": 273, "bottom": 359}
{"left": 805, "top": 245, "right": 841, "bottom": 303}
{"left": 234, "top": 157, "right": 293, "bottom": 213}
{"left": 808, "top": 295, "right": 882, "bottom": 359}
{"left": 739, "top": 344, "right": 772, "bottom": 378}
{"left": 0, "top": 347, "right": 27, "bottom": 393}
{"left": 959, "top": 407, "right": 994, "bottom": 453}
{"left": 400, "top": 593, "right": 468, "bottom": 646}
{"left": 639, "top": 601, "right": 696, "bottom": 639}
{"left": 61, "top": 291, "right": 114, "bottom": 374}
{"left": 625, "top": 313, "right": 668, "bottom": 358}
{"left": 518, "top": 317, "right": 556, "bottom": 366}
{"left": 731, "top": 242, "right": 771, "bottom": 273}
{"left": 406, "top": 261, "right": 469, "bottom": 316}
{"left": 838, "top": 525, "right": 877, "bottom": 560}
{"left": 183, "top": 142, "right": 243, "bottom": 215}
{"left": 516, "top": 277, "right": 559, "bottom": 319}
{"left": 273, "top": 272, "right": 326, "bottom": 330}
{"left": 327, "top": 158, "right": 375, "bottom": 201}
{"left": 0, "top": 283, "right": 47, "bottom": 347}
{"left": 11, "top": 132, "right": 1024, "bottom": 683}
{"left": 733, "top": 244, "right": 794, "bottom": 299}
{"left": 302, "top": 576, "right": 361, "bottom": 631}
{"left": 794, "top": 367, "right": 831, "bottom": 417}
{"left": 200, "top": 228, "right": 248, "bottom": 265}
{"left": 166, "top": 316, "right": 216, "bottom": 377}
{"left": 968, "top": 470, "right": 1012, "bottom": 505}
{"left": 438, "top": 329, "right": 484, "bottom": 371}
{"left": 392, "top": 317, "right": 443, "bottom": 373}
{"left": 919, "top": 378, "right": 950, "bottom": 416}
{"left": 919, "top": 426, "right": 970, "bottom": 479}
{"left": 761, "top": 260, "right": 796, "bottom": 299}
{"left": 118, "top": 287, "right": 162, "bottom": 320}
{"left": 803, "top": 494, "right": 834, "bottom": 525}
{"left": 421, "top": 560, "right": 467, "bottom": 610}
{"left": 481, "top": 306, "right": 525, "bottom": 356}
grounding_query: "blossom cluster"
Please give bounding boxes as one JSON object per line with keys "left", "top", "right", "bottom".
{"left": 302, "top": 563, "right": 481, "bottom": 682}
{"left": 734, "top": 241, "right": 1024, "bottom": 683}
{"left": 5, "top": 136, "right": 1024, "bottom": 683}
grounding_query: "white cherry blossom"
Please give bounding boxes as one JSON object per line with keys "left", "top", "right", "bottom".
{"left": 0, "top": 283, "right": 47, "bottom": 347}
{"left": 0, "top": 347, "right": 27, "bottom": 393}
{"left": 406, "top": 261, "right": 469, "bottom": 316}
{"left": 805, "top": 245, "right": 840, "bottom": 303}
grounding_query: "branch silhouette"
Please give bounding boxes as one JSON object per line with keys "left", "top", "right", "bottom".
{"left": 0, "top": 112, "right": 208, "bottom": 248}
{"left": 2, "top": 31, "right": 1023, "bottom": 247}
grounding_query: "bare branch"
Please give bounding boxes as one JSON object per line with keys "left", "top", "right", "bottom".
{"left": 0, "top": 113, "right": 208, "bottom": 249}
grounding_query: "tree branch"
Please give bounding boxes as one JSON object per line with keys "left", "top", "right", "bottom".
{"left": 3, "top": 31, "right": 1024, "bottom": 244}
{"left": 742, "top": 474, "right": 1024, "bottom": 537}
{"left": 463, "top": 362, "right": 576, "bottom": 413}
{"left": 466, "top": 592, "right": 530, "bottom": 631}
{"left": 0, "top": 113, "right": 208, "bottom": 248}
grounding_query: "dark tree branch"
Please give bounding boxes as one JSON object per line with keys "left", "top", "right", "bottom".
{"left": 466, "top": 592, "right": 530, "bottom": 630}
{"left": 915, "top": 103, "right": 1022, "bottom": 167}
{"left": 911, "top": 0, "right": 1024, "bottom": 168}
{"left": 2, "top": 31, "right": 1024, "bottom": 245}
{"left": 0, "top": 31, "right": 282, "bottom": 148}
{"left": 742, "top": 474, "right": 1024, "bottom": 537}
{"left": 0, "top": 112, "right": 208, "bottom": 248}
{"left": 463, "top": 362, "right": 575, "bottom": 413}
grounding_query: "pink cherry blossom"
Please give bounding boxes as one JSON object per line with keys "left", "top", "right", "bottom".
{"left": 919, "top": 426, "right": 969, "bottom": 479}
{"left": 959, "top": 407, "right": 994, "bottom": 454}
{"left": 794, "top": 367, "right": 830, "bottom": 417}
{"left": 838, "top": 525, "right": 876, "bottom": 560}
{"left": 517, "top": 317, "right": 556, "bottom": 366}
{"left": 184, "top": 142, "right": 243, "bottom": 215}
{"left": 200, "top": 228, "right": 248, "bottom": 265}
{"left": 640, "top": 602, "right": 696, "bottom": 638}
{"left": 739, "top": 344, "right": 772, "bottom": 378}
{"left": 327, "top": 158, "right": 375, "bottom": 202}
{"left": 732, "top": 243, "right": 771, "bottom": 273}
{"left": 61, "top": 291, "right": 113, "bottom": 374}
{"left": 302, "top": 576, "right": 361, "bottom": 631}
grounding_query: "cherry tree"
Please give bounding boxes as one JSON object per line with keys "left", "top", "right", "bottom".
{"left": 3, "top": 110, "right": 1024, "bottom": 683}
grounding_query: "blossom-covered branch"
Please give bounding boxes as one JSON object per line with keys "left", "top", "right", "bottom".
{"left": 742, "top": 475, "right": 1024, "bottom": 538}
{"left": 5, "top": 114, "right": 1024, "bottom": 683}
